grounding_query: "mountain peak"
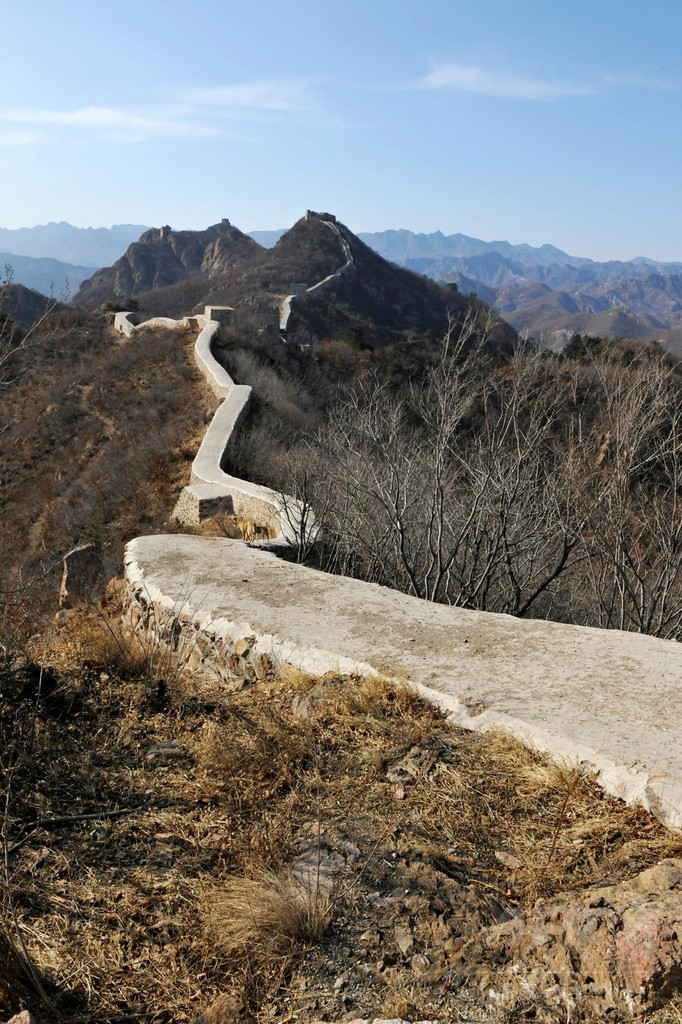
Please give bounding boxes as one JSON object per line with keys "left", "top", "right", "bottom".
{"left": 74, "top": 220, "right": 261, "bottom": 308}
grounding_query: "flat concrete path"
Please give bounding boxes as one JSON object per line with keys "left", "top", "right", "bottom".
{"left": 126, "top": 535, "right": 682, "bottom": 830}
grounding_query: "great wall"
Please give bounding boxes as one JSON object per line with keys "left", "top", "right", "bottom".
{"left": 279, "top": 213, "right": 354, "bottom": 331}
{"left": 113, "top": 215, "right": 682, "bottom": 834}
{"left": 115, "top": 307, "right": 302, "bottom": 542}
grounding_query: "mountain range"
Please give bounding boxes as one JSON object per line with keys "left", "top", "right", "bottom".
{"left": 6, "top": 220, "right": 682, "bottom": 349}
{"left": 72, "top": 214, "right": 514, "bottom": 350}
{"left": 0, "top": 251, "right": 97, "bottom": 297}
{"left": 0, "top": 222, "right": 149, "bottom": 296}
{"left": 247, "top": 228, "right": 682, "bottom": 348}
{"left": 250, "top": 227, "right": 682, "bottom": 276}
{"left": 0, "top": 222, "right": 150, "bottom": 265}
{"left": 73, "top": 219, "right": 260, "bottom": 308}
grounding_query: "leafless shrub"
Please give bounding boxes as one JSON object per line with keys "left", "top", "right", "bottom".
{"left": 574, "top": 356, "right": 682, "bottom": 636}
{"left": 277, "top": 317, "right": 682, "bottom": 634}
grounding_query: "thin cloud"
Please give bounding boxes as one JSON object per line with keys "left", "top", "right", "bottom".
{"left": 0, "top": 78, "right": 319, "bottom": 144}
{"left": 422, "top": 62, "right": 594, "bottom": 100}
{"left": 0, "top": 129, "right": 42, "bottom": 146}
{"left": 603, "top": 73, "right": 677, "bottom": 91}
{"left": 181, "top": 78, "right": 316, "bottom": 111}
{"left": 0, "top": 105, "right": 219, "bottom": 141}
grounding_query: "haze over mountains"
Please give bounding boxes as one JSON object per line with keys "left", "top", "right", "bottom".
{"left": 72, "top": 214, "right": 514, "bottom": 350}
{"left": 0, "top": 222, "right": 150, "bottom": 265}
{"left": 6, "top": 220, "right": 682, "bottom": 348}
{"left": 250, "top": 226, "right": 682, "bottom": 274}
{"left": 0, "top": 222, "right": 150, "bottom": 296}
{"left": 0, "top": 252, "right": 97, "bottom": 297}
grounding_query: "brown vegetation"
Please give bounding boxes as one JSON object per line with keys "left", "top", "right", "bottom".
{"left": 231, "top": 316, "right": 682, "bottom": 637}
{"left": 206, "top": 869, "right": 331, "bottom": 961}
{"left": 1, "top": 604, "right": 681, "bottom": 1022}
{"left": 0, "top": 311, "right": 212, "bottom": 611}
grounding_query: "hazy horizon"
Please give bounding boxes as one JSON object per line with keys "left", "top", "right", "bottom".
{"left": 3, "top": 0, "right": 682, "bottom": 261}
{"left": 3, "top": 218, "right": 681, "bottom": 267}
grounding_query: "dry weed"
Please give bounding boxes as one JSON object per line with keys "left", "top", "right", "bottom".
{"left": 206, "top": 868, "right": 331, "bottom": 959}
{"left": 3, "top": 629, "right": 681, "bottom": 1023}
{"left": 200, "top": 705, "right": 315, "bottom": 799}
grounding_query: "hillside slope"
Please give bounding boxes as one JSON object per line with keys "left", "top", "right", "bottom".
{"left": 0, "top": 282, "right": 66, "bottom": 327}
{"left": 193, "top": 214, "right": 515, "bottom": 348}
{"left": 74, "top": 220, "right": 261, "bottom": 308}
{"left": 0, "top": 311, "right": 208, "bottom": 586}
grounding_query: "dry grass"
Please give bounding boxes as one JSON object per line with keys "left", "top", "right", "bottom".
{"left": 1, "top": 611, "right": 681, "bottom": 1022}
{"left": 206, "top": 868, "right": 331, "bottom": 958}
{"left": 0, "top": 316, "right": 212, "bottom": 588}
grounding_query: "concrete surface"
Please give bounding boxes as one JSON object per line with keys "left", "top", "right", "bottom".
{"left": 125, "top": 534, "right": 682, "bottom": 831}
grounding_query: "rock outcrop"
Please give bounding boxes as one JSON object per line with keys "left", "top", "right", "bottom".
{"left": 480, "top": 859, "right": 682, "bottom": 1012}
{"left": 74, "top": 220, "right": 261, "bottom": 308}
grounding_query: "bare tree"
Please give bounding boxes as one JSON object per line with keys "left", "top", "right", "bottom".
{"left": 575, "top": 356, "right": 682, "bottom": 637}
{"left": 285, "top": 320, "right": 682, "bottom": 636}
{"left": 303, "top": 316, "right": 582, "bottom": 616}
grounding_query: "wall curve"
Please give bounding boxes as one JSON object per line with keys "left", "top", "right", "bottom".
{"left": 279, "top": 217, "right": 354, "bottom": 333}
{"left": 113, "top": 307, "right": 307, "bottom": 546}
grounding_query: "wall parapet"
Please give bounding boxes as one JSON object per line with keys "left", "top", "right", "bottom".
{"left": 122, "top": 534, "right": 682, "bottom": 834}
{"left": 113, "top": 306, "right": 307, "bottom": 546}
{"left": 279, "top": 218, "right": 354, "bottom": 332}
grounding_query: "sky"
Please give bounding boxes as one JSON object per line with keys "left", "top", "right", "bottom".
{"left": 1, "top": 0, "right": 681, "bottom": 261}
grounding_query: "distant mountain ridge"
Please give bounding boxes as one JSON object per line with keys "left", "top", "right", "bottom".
{"left": 403, "top": 252, "right": 682, "bottom": 290}
{"left": 360, "top": 229, "right": 597, "bottom": 269}
{"left": 0, "top": 222, "right": 151, "bottom": 267}
{"left": 483, "top": 273, "right": 682, "bottom": 348}
{"left": 246, "top": 226, "right": 682, "bottom": 277}
{"left": 345, "top": 230, "right": 682, "bottom": 352}
{"left": 1, "top": 251, "right": 97, "bottom": 297}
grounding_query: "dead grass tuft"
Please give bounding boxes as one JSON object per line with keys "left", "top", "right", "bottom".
{"left": 200, "top": 704, "right": 315, "bottom": 803}
{"left": 206, "top": 868, "right": 331, "bottom": 960}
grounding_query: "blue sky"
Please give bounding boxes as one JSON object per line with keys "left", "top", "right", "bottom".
{"left": 1, "top": 0, "right": 681, "bottom": 260}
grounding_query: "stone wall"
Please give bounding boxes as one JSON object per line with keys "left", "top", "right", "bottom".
{"left": 122, "top": 534, "right": 682, "bottom": 833}
{"left": 113, "top": 305, "right": 307, "bottom": 544}
{"left": 279, "top": 216, "right": 354, "bottom": 333}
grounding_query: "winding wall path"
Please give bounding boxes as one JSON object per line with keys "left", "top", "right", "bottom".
{"left": 114, "top": 307, "right": 303, "bottom": 544}
{"left": 114, "top": 225, "right": 682, "bottom": 834}
{"left": 115, "top": 212, "right": 356, "bottom": 539}
{"left": 279, "top": 218, "right": 354, "bottom": 332}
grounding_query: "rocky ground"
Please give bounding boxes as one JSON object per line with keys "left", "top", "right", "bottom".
{"left": 1, "top": 599, "right": 682, "bottom": 1024}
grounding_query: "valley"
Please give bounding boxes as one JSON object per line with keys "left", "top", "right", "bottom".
{"left": 2, "top": 210, "right": 682, "bottom": 1024}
